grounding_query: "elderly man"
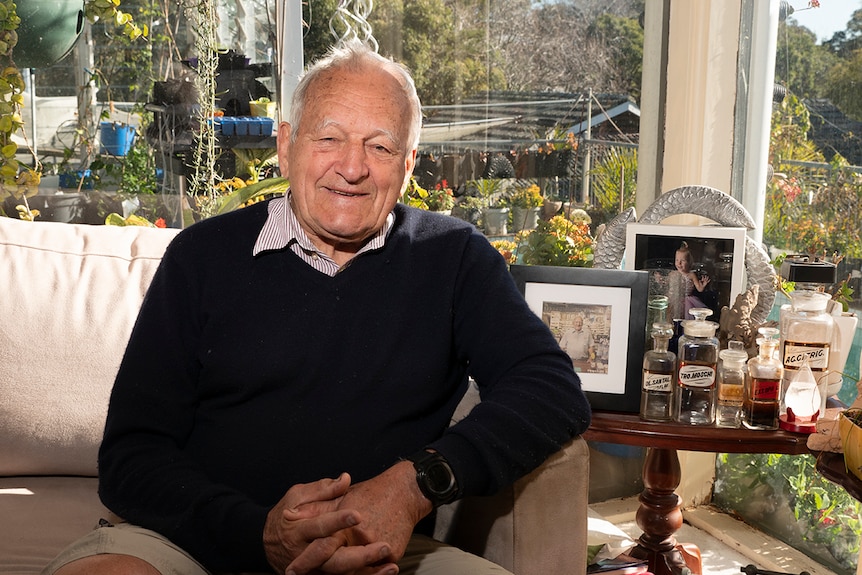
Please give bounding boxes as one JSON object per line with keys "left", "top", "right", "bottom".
{"left": 560, "top": 314, "right": 595, "bottom": 363}
{"left": 44, "top": 41, "right": 590, "bottom": 575}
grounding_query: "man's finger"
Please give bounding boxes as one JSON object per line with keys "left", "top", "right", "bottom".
{"left": 285, "top": 539, "right": 395, "bottom": 575}
{"left": 285, "top": 473, "right": 352, "bottom": 510}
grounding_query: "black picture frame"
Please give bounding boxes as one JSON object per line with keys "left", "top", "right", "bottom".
{"left": 510, "top": 265, "right": 648, "bottom": 413}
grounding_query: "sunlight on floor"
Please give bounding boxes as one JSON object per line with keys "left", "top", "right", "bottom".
{"left": 590, "top": 498, "right": 838, "bottom": 575}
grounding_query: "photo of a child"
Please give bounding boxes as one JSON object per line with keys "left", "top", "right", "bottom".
{"left": 668, "top": 241, "right": 711, "bottom": 320}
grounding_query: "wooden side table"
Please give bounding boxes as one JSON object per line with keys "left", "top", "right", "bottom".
{"left": 584, "top": 411, "right": 811, "bottom": 575}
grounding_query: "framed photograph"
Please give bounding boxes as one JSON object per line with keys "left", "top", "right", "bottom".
{"left": 510, "top": 265, "right": 648, "bottom": 413}
{"left": 624, "top": 223, "right": 747, "bottom": 323}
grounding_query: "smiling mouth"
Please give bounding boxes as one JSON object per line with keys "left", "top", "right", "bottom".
{"left": 330, "top": 188, "right": 365, "bottom": 198}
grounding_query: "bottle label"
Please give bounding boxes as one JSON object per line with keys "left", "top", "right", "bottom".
{"left": 718, "top": 384, "right": 744, "bottom": 402}
{"left": 643, "top": 371, "right": 672, "bottom": 392}
{"left": 750, "top": 377, "right": 780, "bottom": 401}
{"left": 782, "top": 342, "right": 829, "bottom": 370}
{"left": 678, "top": 364, "right": 716, "bottom": 388}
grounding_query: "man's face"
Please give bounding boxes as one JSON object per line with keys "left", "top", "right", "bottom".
{"left": 278, "top": 66, "right": 417, "bottom": 256}
{"left": 574, "top": 317, "right": 583, "bottom": 331}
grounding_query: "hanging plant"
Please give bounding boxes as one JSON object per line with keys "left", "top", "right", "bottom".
{"left": 0, "top": 0, "right": 146, "bottom": 218}
{"left": 85, "top": 0, "right": 148, "bottom": 41}
{"left": 0, "top": 0, "right": 39, "bottom": 218}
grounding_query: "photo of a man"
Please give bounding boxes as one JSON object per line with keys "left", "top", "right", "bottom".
{"left": 542, "top": 302, "right": 610, "bottom": 375}
{"left": 559, "top": 314, "right": 594, "bottom": 361}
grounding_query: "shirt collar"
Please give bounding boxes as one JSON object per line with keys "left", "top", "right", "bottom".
{"left": 252, "top": 192, "right": 395, "bottom": 258}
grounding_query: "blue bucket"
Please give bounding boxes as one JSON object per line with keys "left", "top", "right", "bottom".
{"left": 100, "top": 122, "right": 135, "bottom": 156}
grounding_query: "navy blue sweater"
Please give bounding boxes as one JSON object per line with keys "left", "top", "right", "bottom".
{"left": 98, "top": 200, "right": 590, "bottom": 571}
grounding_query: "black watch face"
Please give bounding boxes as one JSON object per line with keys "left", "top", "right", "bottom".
{"left": 425, "top": 460, "right": 456, "bottom": 495}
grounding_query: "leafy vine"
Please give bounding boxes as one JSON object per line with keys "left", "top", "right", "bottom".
{"left": 0, "top": 0, "right": 146, "bottom": 218}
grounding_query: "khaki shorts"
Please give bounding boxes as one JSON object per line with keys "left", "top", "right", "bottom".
{"left": 41, "top": 520, "right": 513, "bottom": 575}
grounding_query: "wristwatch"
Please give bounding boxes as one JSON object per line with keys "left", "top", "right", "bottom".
{"left": 406, "top": 450, "right": 460, "bottom": 507}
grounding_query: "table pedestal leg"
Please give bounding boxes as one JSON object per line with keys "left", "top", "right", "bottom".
{"left": 628, "top": 447, "right": 703, "bottom": 575}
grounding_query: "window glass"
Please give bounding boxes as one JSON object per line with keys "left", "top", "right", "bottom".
{"left": 714, "top": 7, "right": 862, "bottom": 575}
{"left": 24, "top": 0, "right": 644, "bottom": 235}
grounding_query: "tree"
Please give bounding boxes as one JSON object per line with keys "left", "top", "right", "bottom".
{"left": 822, "top": 8, "right": 862, "bottom": 58}
{"left": 489, "top": 0, "right": 642, "bottom": 96}
{"left": 302, "top": 0, "right": 341, "bottom": 64}
{"left": 370, "top": 0, "right": 503, "bottom": 105}
{"left": 764, "top": 93, "right": 862, "bottom": 258}
{"left": 589, "top": 12, "right": 644, "bottom": 100}
{"left": 823, "top": 49, "right": 862, "bottom": 122}
{"left": 774, "top": 21, "right": 839, "bottom": 100}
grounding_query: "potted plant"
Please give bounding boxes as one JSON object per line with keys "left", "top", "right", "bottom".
{"left": 401, "top": 177, "right": 454, "bottom": 214}
{"left": 490, "top": 239, "right": 517, "bottom": 264}
{"left": 516, "top": 215, "right": 594, "bottom": 267}
{"left": 452, "top": 195, "right": 484, "bottom": 226}
{"left": 466, "top": 178, "right": 508, "bottom": 235}
{"left": 425, "top": 180, "right": 455, "bottom": 213}
{"left": 839, "top": 408, "right": 862, "bottom": 481}
{"left": 508, "top": 183, "right": 544, "bottom": 232}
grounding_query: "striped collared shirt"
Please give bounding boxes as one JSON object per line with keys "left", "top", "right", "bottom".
{"left": 252, "top": 193, "right": 394, "bottom": 276}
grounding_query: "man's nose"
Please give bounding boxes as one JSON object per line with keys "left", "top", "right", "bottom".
{"left": 336, "top": 143, "right": 370, "bottom": 182}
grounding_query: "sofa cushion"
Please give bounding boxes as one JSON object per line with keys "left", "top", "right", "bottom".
{"left": 0, "top": 476, "right": 108, "bottom": 573}
{"left": 0, "top": 218, "right": 178, "bottom": 477}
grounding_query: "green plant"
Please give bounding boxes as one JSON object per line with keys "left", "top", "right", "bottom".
{"left": 508, "top": 183, "right": 544, "bottom": 208}
{"left": 401, "top": 177, "right": 455, "bottom": 211}
{"left": 401, "top": 176, "right": 431, "bottom": 209}
{"left": 234, "top": 148, "right": 278, "bottom": 184}
{"left": 763, "top": 94, "right": 862, "bottom": 258}
{"left": 586, "top": 145, "right": 638, "bottom": 231}
{"left": 0, "top": 0, "right": 38, "bottom": 216}
{"left": 490, "top": 239, "right": 517, "bottom": 264}
{"left": 0, "top": 0, "right": 146, "bottom": 220}
{"left": 188, "top": 176, "right": 289, "bottom": 225}
{"left": 715, "top": 452, "right": 861, "bottom": 573}
{"left": 465, "top": 178, "right": 505, "bottom": 209}
{"left": 457, "top": 195, "right": 485, "bottom": 212}
{"left": 426, "top": 180, "right": 455, "bottom": 211}
{"left": 85, "top": 0, "right": 147, "bottom": 41}
{"left": 188, "top": 0, "right": 219, "bottom": 201}
{"left": 515, "top": 215, "right": 594, "bottom": 267}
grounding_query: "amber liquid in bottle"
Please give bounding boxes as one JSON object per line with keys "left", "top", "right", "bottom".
{"left": 743, "top": 327, "right": 782, "bottom": 430}
{"left": 742, "top": 377, "right": 781, "bottom": 429}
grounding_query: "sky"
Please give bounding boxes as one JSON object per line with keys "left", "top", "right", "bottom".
{"left": 786, "top": 0, "right": 861, "bottom": 42}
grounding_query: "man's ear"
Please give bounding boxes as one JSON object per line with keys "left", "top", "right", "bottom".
{"left": 403, "top": 148, "right": 417, "bottom": 187}
{"left": 277, "top": 122, "right": 292, "bottom": 177}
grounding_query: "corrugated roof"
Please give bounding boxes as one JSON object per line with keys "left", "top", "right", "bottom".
{"left": 805, "top": 98, "right": 862, "bottom": 166}
{"left": 419, "top": 91, "right": 640, "bottom": 152}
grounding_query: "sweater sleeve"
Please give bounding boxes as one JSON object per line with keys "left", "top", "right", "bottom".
{"left": 97, "top": 234, "right": 271, "bottom": 572}
{"left": 429, "top": 231, "right": 592, "bottom": 497}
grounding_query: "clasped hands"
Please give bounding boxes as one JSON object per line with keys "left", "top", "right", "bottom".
{"left": 264, "top": 461, "right": 432, "bottom": 575}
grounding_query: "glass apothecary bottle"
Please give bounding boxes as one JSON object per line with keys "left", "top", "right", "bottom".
{"left": 716, "top": 341, "right": 747, "bottom": 428}
{"left": 641, "top": 322, "right": 675, "bottom": 421}
{"left": 779, "top": 290, "right": 833, "bottom": 419}
{"left": 645, "top": 296, "right": 669, "bottom": 351}
{"left": 743, "top": 327, "right": 782, "bottom": 430}
{"left": 674, "top": 308, "right": 718, "bottom": 426}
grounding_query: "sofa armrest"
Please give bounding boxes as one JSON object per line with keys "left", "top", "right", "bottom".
{"left": 435, "top": 436, "right": 589, "bottom": 575}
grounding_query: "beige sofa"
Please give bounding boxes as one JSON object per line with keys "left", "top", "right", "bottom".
{"left": 0, "top": 215, "right": 589, "bottom": 575}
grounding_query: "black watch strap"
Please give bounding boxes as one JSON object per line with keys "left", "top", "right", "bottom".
{"left": 406, "top": 450, "right": 460, "bottom": 507}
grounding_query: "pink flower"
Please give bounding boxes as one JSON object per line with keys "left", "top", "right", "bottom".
{"left": 777, "top": 178, "right": 802, "bottom": 202}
